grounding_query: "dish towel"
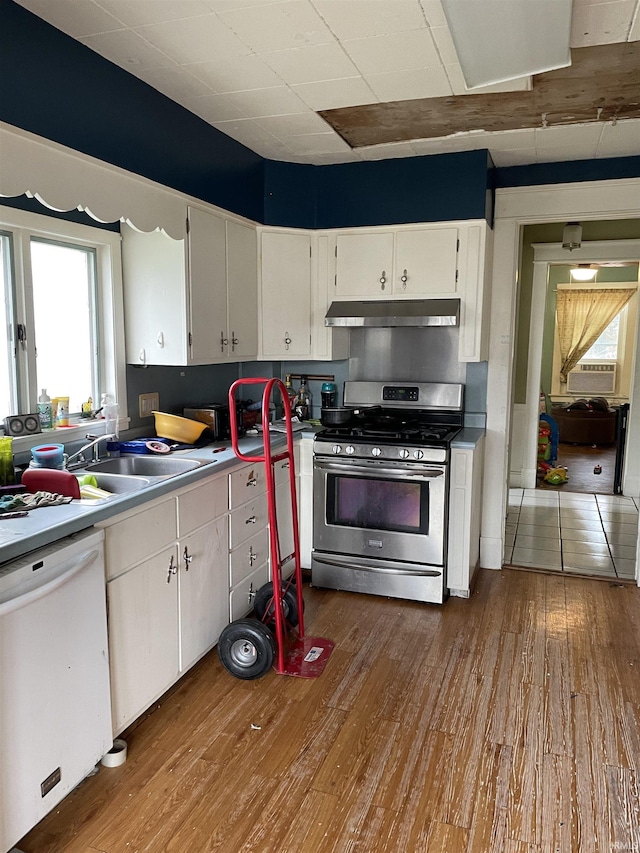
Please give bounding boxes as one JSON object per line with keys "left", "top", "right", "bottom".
{"left": 0, "top": 491, "right": 73, "bottom": 511}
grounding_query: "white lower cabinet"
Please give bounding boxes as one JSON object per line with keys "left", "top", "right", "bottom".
{"left": 447, "top": 435, "right": 485, "bottom": 598}
{"left": 297, "top": 439, "right": 314, "bottom": 569}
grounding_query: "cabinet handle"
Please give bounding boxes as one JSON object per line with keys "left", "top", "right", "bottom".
{"left": 245, "top": 515, "right": 257, "bottom": 525}
{"left": 284, "top": 332, "right": 292, "bottom": 350}
{"left": 248, "top": 545, "right": 257, "bottom": 566}
{"left": 183, "top": 546, "right": 193, "bottom": 571}
{"left": 220, "top": 331, "right": 228, "bottom": 352}
{"left": 248, "top": 582, "right": 256, "bottom": 604}
{"left": 401, "top": 269, "right": 408, "bottom": 288}
{"left": 231, "top": 332, "right": 239, "bottom": 351}
{"left": 281, "top": 461, "right": 290, "bottom": 469}
{"left": 379, "top": 271, "right": 386, "bottom": 291}
{"left": 246, "top": 477, "right": 257, "bottom": 487}
{"left": 167, "top": 554, "right": 177, "bottom": 583}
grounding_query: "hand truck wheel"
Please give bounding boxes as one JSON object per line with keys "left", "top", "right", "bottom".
{"left": 217, "top": 619, "right": 276, "bottom": 680}
{"left": 254, "top": 580, "right": 303, "bottom": 629}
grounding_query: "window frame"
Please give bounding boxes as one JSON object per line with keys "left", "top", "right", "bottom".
{"left": 0, "top": 205, "right": 127, "bottom": 452}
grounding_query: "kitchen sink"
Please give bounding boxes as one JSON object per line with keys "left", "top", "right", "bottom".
{"left": 86, "top": 455, "right": 203, "bottom": 477}
{"left": 86, "top": 473, "right": 153, "bottom": 494}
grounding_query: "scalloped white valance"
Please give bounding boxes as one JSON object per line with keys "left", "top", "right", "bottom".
{"left": 0, "top": 122, "right": 187, "bottom": 240}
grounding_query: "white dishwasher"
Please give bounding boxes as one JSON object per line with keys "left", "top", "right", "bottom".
{"left": 0, "top": 528, "right": 112, "bottom": 853}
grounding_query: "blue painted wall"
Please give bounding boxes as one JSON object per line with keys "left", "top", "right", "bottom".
{"left": 495, "top": 155, "right": 640, "bottom": 188}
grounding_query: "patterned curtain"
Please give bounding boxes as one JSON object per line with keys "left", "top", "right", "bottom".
{"left": 556, "top": 288, "right": 635, "bottom": 384}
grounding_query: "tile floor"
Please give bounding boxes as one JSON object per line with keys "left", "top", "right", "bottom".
{"left": 506, "top": 489, "right": 639, "bottom": 579}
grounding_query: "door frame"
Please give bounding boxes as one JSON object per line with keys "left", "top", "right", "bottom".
{"left": 519, "top": 239, "right": 640, "bottom": 490}
{"left": 480, "top": 177, "right": 640, "bottom": 583}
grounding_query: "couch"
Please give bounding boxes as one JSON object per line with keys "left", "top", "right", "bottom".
{"left": 551, "top": 399, "right": 617, "bottom": 445}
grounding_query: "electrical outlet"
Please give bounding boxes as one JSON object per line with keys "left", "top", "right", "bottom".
{"left": 139, "top": 392, "right": 159, "bottom": 418}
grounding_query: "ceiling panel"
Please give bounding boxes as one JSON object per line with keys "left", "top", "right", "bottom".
{"left": 11, "top": 0, "right": 640, "bottom": 168}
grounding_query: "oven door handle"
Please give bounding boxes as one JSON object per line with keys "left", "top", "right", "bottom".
{"left": 314, "top": 460, "right": 445, "bottom": 479}
{"left": 313, "top": 553, "right": 442, "bottom": 577}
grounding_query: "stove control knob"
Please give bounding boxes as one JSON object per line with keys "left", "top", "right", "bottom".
{"left": 371, "top": 447, "right": 382, "bottom": 457}
{"left": 332, "top": 445, "right": 342, "bottom": 454}
{"left": 399, "top": 448, "right": 410, "bottom": 459}
{"left": 413, "top": 449, "right": 424, "bottom": 460}
{"left": 345, "top": 445, "right": 355, "bottom": 455}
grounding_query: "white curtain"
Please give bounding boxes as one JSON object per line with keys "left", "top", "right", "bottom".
{"left": 556, "top": 288, "right": 635, "bottom": 383}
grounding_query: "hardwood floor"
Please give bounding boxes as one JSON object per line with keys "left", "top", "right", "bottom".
{"left": 537, "top": 443, "right": 618, "bottom": 495}
{"left": 18, "top": 571, "right": 640, "bottom": 853}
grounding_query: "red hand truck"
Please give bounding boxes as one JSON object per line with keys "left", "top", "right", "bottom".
{"left": 216, "top": 377, "right": 334, "bottom": 680}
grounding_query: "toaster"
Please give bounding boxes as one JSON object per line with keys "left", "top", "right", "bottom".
{"left": 183, "top": 404, "right": 244, "bottom": 441}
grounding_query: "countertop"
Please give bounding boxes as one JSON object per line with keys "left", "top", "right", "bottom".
{"left": 451, "top": 427, "right": 485, "bottom": 449}
{"left": 0, "top": 430, "right": 317, "bottom": 567}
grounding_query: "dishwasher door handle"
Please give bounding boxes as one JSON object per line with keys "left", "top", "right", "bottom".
{"left": 0, "top": 548, "right": 102, "bottom": 616}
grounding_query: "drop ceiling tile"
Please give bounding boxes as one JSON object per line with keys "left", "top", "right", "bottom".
{"left": 186, "top": 56, "right": 284, "bottom": 93}
{"left": 261, "top": 42, "right": 360, "bottom": 85}
{"left": 343, "top": 28, "right": 440, "bottom": 76}
{"left": 96, "top": 0, "right": 214, "bottom": 28}
{"left": 134, "top": 14, "right": 251, "bottom": 63}
{"left": 310, "top": 151, "right": 362, "bottom": 164}
{"left": 79, "top": 28, "right": 173, "bottom": 69}
{"left": 256, "top": 110, "right": 331, "bottom": 135}
{"left": 429, "top": 25, "right": 459, "bottom": 65}
{"left": 411, "top": 132, "right": 490, "bottom": 154}
{"left": 183, "top": 92, "right": 245, "bottom": 122}
{"left": 535, "top": 124, "right": 602, "bottom": 152}
{"left": 15, "top": 0, "right": 123, "bottom": 37}
{"left": 366, "top": 66, "right": 452, "bottom": 101}
{"left": 284, "top": 132, "right": 354, "bottom": 155}
{"left": 132, "top": 63, "right": 213, "bottom": 99}
{"left": 596, "top": 119, "right": 640, "bottom": 157}
{"left": 292, "top": 76, "right": 377, "bottom": 110}
{"left": 570, "top": 0, "right": 637, "bottom": 46}
{"left": 312, "top": 0, "right": 427, "bottom": 40}
{"left": 357, "top": 141, "right": 421, "bottom": 160}
{"left": 225, "top": 86, "right": 309, "bottom": 118}
{"left": 484, "top": 129, "right": 537, "bottom": 150}
{"left": 211, "top": 117, "right": 283, "bottom": 146}
{"left": 218, "top": 0, "right": 334, "bottom": 53}
{"left": 489, "top": 148, "right": 538, "bottom": 166}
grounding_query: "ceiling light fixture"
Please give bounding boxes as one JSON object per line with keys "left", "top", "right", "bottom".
{"left": 440, "top": 0, "right": 572, "bottom": 89}
{"left": 562, "top": 222, "right": 582, "bottom": 251}
{"left": 570, "top": 264, "right": 597, "bottom": 282}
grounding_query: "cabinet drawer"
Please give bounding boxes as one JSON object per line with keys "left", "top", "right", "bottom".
{"left": 229, "top": 561, "right": 269, "bottom": 622}
{"left": 177, "top": 473, "right": 228, "bottom": 537}
{"left": 230, "top": 526, "right": 270, "bottom": 587}
{"left": 273, "top": 452, "right": 296, "bottom": 486}
{"left": 229, "top": 494, "right": 268, "bottom": 548}
{"left": 103, "top": 498, "right": 177, "bottom": 581}
{"left": 229, "top": 463, "right": 266, "bottom": 508}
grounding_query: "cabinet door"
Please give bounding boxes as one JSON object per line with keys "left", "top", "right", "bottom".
{"left": 179, "top": 516, "right": 229, "bottom": 671}
{"left": 335, "top": 232, "right": 394, "bottom": 298}
{"left": 230, "top": 526, "right": 270, "bottom": 587}
{"left": 122, "top": 225, "right": 189, "bottom": 366}
{"left": 187, "top": 206, "right": 227, "bottom": 363}
{"left": 260, "top": 231, "right": 312, "bottom": 358}
{"left": 227, "top": 220, "right": 258, "bottom": 360}
{"left": 107, "top": 545, "right": 179, "bottom": 733}
{"left": 103, "top": 498, "right": 177, "bottom": 581}
{"left": 230, "top": 561, "right": 270, "bottom": 622}
{"left": 394, "top": 228, "right": 458, "bottom": 295}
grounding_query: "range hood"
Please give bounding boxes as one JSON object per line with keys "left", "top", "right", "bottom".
{"left": 324, "top": 299, "right": 460, "bottom": 328}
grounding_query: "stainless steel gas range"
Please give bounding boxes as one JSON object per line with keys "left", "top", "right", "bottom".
{"left": 311, "top": 381, "right": 464, "bottom": 604}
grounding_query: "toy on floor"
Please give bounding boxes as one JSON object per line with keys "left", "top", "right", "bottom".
{"left": 543, "top": 466, "right": 569, "bottom": 485}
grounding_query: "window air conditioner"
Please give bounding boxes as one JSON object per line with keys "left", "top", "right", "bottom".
{"left": 566, "top": 363, "right": 616, "bottom": 395}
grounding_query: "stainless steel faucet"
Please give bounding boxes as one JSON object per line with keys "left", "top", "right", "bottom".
{"left": 65, "top": 433, "right": 117, "bottom": 468}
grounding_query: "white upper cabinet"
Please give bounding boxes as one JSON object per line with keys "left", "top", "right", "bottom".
{"left": 122, "top": 207, "right": 257, "bottom": 366}
{"left": 259, "top": 230, "right": 312, "bottom": 360}
{"left": 335, "top": 226, "right": 459, "bottom": 299}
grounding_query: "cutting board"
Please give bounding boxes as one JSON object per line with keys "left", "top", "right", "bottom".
{"left": 22, "top": 468, "right": 81, "bottom": 499}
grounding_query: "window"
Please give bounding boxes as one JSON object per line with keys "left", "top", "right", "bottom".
{"left": 0, "top": 205, "right": 126, "bottom": 439}
{"left": 581, "top": 309, "right": 623, "bottom": 362}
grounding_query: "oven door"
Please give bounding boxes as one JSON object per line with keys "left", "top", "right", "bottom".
{"left": 313, "top": 456, "right": 447, "bottom": 567}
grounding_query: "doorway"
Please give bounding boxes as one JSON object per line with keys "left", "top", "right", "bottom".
{"left": 507, "top": 227, "right": 640, "bottom": 579}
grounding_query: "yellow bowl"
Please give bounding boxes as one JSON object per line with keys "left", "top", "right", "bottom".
{"left": 152, "top": 411, "right": 208, "bottom": 444}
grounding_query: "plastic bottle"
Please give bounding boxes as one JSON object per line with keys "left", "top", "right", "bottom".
{"left": 37, "top": 389, "right": 53, "bottom": 429}
{"left": 55, "top": 396, "right": 69, "bottom": 427}
{"left": 294, "top": 376, "right": 312, "bottom": 421}
{"left": 101, "top": 393, "right": 120, "bottom": 438}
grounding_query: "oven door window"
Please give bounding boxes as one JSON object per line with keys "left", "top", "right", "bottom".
{"left": 326, "top": 473, "right": 429, "bottom": 535}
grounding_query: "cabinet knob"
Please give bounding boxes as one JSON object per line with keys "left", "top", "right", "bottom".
{"left": 379, "top": 271, "right": 386, "bottom": 290}
{"left": 167, "top": 554, "right": 177, "bottom": 583}
{"left": 284, "top": 333, "right": 292, "bottom": 350}
{"left": 183, "top": 546, "right": 192, "bottom": 570}
{"left": 220, "top": 331, "right": 228, "bottom": 352}
{"left": 401, "top": 269, "right": 408, "bottom": 288}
